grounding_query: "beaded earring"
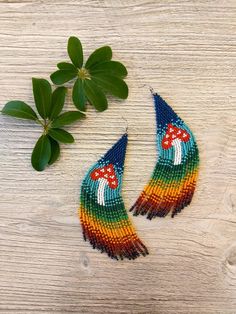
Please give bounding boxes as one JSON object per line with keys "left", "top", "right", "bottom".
{"left": 130, "top": 90, "right": 199, "bottom": 219}
{"left": 79, "top": 133, "right": 148, "bottom": 260}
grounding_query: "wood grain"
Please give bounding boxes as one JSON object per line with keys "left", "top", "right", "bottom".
{"left": 0, "top": 0, "right": 236, "bottom": 313}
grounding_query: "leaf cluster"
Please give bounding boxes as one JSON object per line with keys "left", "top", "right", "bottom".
{"left": 1, "top": 37, "right": 128, "bottom": 171}
{"left": 2, "top": 79, "right": 85, "bottom": 171}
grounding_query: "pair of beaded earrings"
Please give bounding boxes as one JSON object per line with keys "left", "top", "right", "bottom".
{"left": 79, "top": 90, "right": 199, "bottom": 260}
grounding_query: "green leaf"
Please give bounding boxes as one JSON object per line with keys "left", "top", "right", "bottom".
{"left": 32, "top": 78, "right": 52, "bottom": 119}
{"left": 67, "top": 36, "right": 83, "bottom": 68}
{"left": 89, "top": 61, "right": 128, "bottom": 78}
{"left": 50, "top": 70, "right": 77, "bottom": 85}
{"left": 72, "top": 79, "right": 87, "bottom": 111}
{"left": 49, "top": 87, "right": 67, "bottom": 119}
{"left": 48, "top": 128, "right": 74, "bottom": 144}
{"left": 57, "top": 62, "right": 77, "bottom": 71}
{"left": 85, "top": 46, "right": 112, "bottom": 69}
{"left": 31, "top": 135, "right": 51, "bottom": 171}
{"left": 1, "top": 101, "right": 38, "bottom": 121}
{"left": 51, "top": 111, "right": 85, "bottom": 128}
{"left": 84, "top": 79, "right": 108, "bottom": 112}
{"left": 91, "top": 74, "right": 128, "bottom": 99}
{"left": 48, "top": 137, "right": 60, "bottom": 165}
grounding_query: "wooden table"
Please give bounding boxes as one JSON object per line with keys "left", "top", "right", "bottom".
{"left": 0, "top": 1, "right": 236, "bottom": 313}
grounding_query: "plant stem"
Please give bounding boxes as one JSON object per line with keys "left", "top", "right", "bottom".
{"left": 36, "top": 119, "right": 44, "bottom": 127}
{"left": 36, "top": 119, "right": 52, "bottom": 135}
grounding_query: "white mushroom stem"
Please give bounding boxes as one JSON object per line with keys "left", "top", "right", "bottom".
{"left": 172, "top": 138, "right": 182, "bottom": 165}
{"left": 97, "top": 178, "right": 108, "bottom": 206}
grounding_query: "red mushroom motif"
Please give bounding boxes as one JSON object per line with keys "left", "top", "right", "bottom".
{"left": 162, "top": 124, "right": 190, "bottom": 165}
{"left": 90, "top": 164, "right": 118, "bottom": 205}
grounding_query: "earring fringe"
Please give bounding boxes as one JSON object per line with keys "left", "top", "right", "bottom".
{"left": 79, "top": 134, "right": 148, "bottom": 260}
{"left": 130, "top": 92, "right": 199, "bottom": 219}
